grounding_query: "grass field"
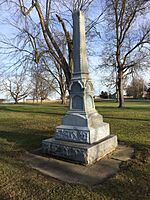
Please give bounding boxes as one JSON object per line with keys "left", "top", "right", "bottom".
{"left": 0, "top": 102, "right": 150, "bottom": 200}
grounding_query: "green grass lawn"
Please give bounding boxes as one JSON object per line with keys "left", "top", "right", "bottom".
{"left": 0, "top": 102, "right": 150, "bottom": 200}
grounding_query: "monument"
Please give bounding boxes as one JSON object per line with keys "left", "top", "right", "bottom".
{"left": 42, "top": 10, "right": 118, "bottom": 165}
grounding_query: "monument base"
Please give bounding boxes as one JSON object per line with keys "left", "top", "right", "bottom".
{"left": 42, "top": 135, "right": 117, "bottom": 165}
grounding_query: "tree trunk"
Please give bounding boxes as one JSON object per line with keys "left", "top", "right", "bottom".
{"left": 116, "top": 86, "right": 119, "bottom": 103}
{"left": 61, "top": 93, "right": 66, "bottom": 104}
{"left": 14, "top": 98, "right": 18, "bottom": 104}
{"left": 118, "top": 71, "right": 124, "bottom": 108}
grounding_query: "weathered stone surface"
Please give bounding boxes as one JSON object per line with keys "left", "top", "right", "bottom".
{"left": 55, "top": 122, "right": 110, "bottom": 144}
{"left": 55, "top": 125, "right": 90, "bottom": 143}
{"left": 42, "top": 135, "right": 117, "bottom": 165}
{"left": 73, "top": 11, "right": 88, "bottom": 75}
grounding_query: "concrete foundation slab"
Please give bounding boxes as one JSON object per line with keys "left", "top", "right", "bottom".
{"left": 24, "top": 145, "right": 133, "bottom": 186}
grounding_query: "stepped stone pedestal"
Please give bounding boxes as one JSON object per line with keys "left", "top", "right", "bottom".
{"left": 42, "top": 10, "right": 117, "bottom": 165}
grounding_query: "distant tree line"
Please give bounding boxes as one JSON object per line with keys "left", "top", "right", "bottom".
{"left": 99, "top": 78, "right": 150, "bottom": 100}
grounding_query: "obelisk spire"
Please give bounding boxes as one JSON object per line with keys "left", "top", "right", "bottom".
{"left": 73, "top": 10, "right": 89, "bottom": 76}
{"left": 42, "top": 9, "right": 118, "bottom": 166}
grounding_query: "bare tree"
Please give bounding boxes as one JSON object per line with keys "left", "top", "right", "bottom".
{"left": 100, "top": 0, "right": 150, "bottom": 107}
{"left": 62, "top": 0, "right": 94, "bottom": 11}
{"left": 0, "top": 0, "right": 104, "bottom": 104}
{"left": 3, "top": 73, "right": 30, "bottom": 103}
{"left": 147, "top": 81, "right": 150, "bottom": 99}
{"left": 0, "top": 18, "right": 68, "bottom": 103}
{"left": 16, "top": 0, "right": 73, "bottom": 88}
{"left": 7, "top": 0, "right": 103, "bottom": 82}
{"left": 42, "top": 57, "right": 67, "bottom": 104}
{"left": 126, "top": 77, "right": 146, "bottom": 98}
{"left": 30, "top": 70, "right": 55, "bottom": 104}
{"left": 0, "top": 0, "right": 7, "bottom": 6}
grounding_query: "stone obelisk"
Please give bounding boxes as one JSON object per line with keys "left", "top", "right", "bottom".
{"left": 42, "top": 10, "right": 117, "bottom": 165}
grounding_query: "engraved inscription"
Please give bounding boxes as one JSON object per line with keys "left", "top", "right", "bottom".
{"left": 55, "top": 128, "right": 89, "bottom": 143}
{"left": 46, "top": 143, "right": 86, "bottom": 161}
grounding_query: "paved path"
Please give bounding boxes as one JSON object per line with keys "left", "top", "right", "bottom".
{"left": 24, "top": 145, "right": 133, "bottom": 186}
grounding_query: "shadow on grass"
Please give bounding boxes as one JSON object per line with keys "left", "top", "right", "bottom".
{"left": 96, "top": 105, "right": 150, "bottom": 111}
{"left": 105, "top": 116, "right": 150, "bottom": 122}
{"left": 124, "top": 106, "right": 150, "bottom": 111}
{"left": 94, "top": 160, "right": 150, "bottom": 200}
{"left": 118, "top": 140, "right": 150, "bottom": 149}
{"left": 96, "top": 104, "right": 150, "bottom": 111}
{"left": 0, "top": 194, "right": 8, "bottom": 200}
{"left": 96, "top": 106, "right": 117, "bottom": 110}
{"left": 0, "top": 129, "right": 52, "bottom": 150}
{"left": 0, "top": 107, "right": 65, "bottom": 116}
{"left": 131, "top": 142, "right": 150, "bottom": 150}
